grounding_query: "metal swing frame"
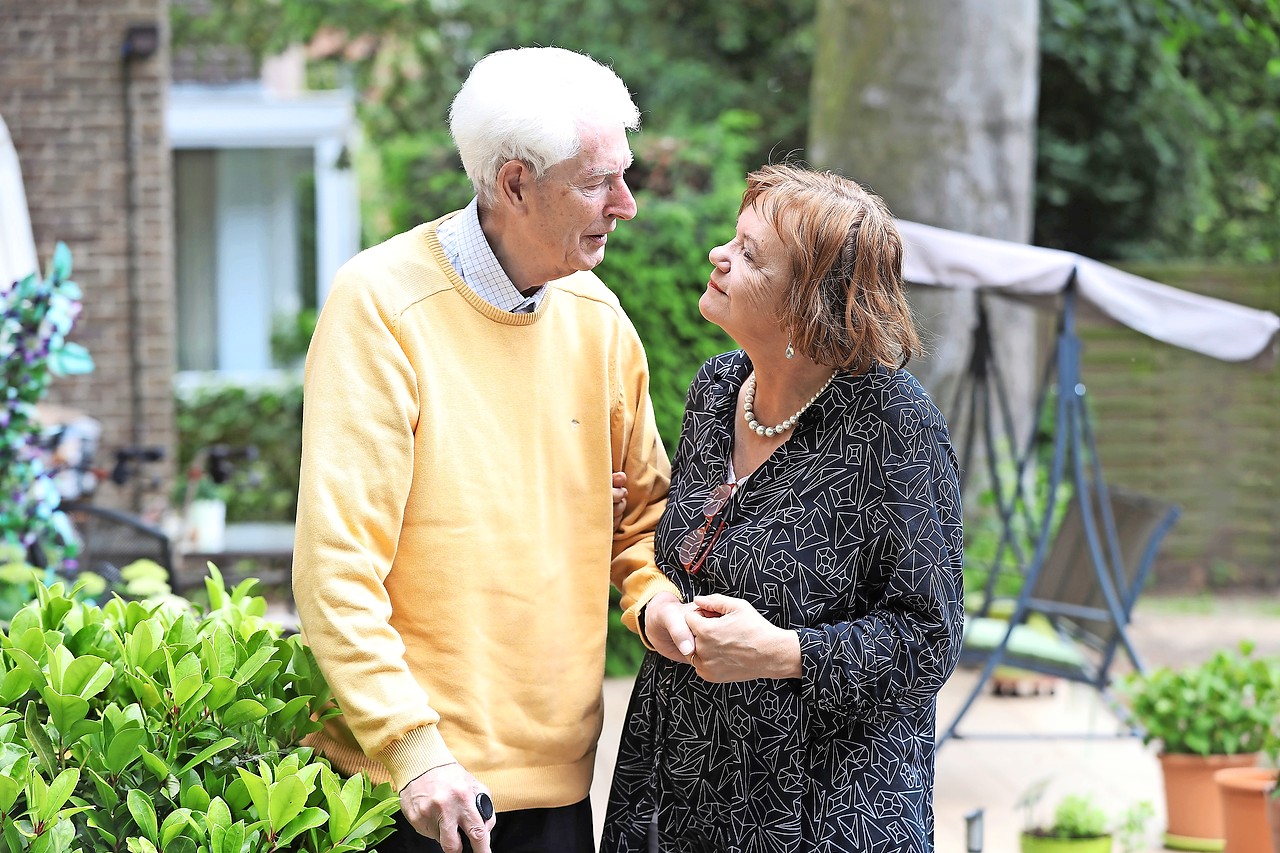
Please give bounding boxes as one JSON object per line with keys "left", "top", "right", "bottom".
{"left": 936, "top": 277, "right": 1180, "bottom": 746}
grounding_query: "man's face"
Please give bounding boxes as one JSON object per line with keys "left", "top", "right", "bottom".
{"left": 519, "top": 121, "right": 637, "bottom": 283}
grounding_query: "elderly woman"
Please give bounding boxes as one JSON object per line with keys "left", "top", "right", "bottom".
{"left": 602, "top": 164, "right": 965, "bottom": 853}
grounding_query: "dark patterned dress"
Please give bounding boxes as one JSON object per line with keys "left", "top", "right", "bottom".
{"left": 601, "top": 351, "right": 965, "bottom": 853}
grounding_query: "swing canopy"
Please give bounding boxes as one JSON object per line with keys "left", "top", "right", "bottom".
{"left": 897, "top": 219, "right": 1280, "bottom": 364}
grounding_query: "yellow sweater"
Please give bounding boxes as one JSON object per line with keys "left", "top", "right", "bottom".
{"left": 292, "top": 213, "right": 675, "bottom": 810}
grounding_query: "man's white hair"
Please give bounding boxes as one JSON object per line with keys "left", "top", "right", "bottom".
{"left": 449, "top": 47, "right": 641, "bottom": 209}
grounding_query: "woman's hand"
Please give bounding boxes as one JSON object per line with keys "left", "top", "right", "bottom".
{"left": 685, "top": 594, "right": 802, "bottom": 682}
{"left": 642, "top": 591, "right": 699, "bottom": 664}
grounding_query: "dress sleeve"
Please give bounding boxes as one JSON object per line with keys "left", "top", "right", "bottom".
{"left": 796, "top": 417, "right": 965, "bottom": 720}
{"left": 610, "top": 314, "right": 679, "bottom": 635}
{"left": 292, "top": 266, "right": 455, "bottom": 789}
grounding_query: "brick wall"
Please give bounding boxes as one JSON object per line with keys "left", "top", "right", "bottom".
{"left": 1080, "top": 266, "right": 1280, "bottom": 591}
{"left": 1, "top": 0, "right": 176, "bottom": 511}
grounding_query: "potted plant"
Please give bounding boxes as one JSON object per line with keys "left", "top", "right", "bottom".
{"left": 1121, "top": 641, "right": 1280, "bottom": 851}
{"left": 1270, "top": 719, "right": 1280, "bottom": 853}
{"left": 1214, "top": 712, "right": 1280, "bottom": 853}
{"left": 1017, "top": 780, "right": 1153, "bottom": 853}
{"left": 1020, "top": 791, "right": 1112, "bottom": 853}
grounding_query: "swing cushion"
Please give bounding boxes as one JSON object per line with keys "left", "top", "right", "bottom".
{"left": 963, "top": 615, "right": 1089, "bottom": 672}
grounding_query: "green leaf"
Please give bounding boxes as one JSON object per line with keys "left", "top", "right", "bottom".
{"left": 85, "top": 766, "right": 119, "bottom": 810}
{"left": 273, "top": 693, "right": 315, "bottom": 724}
{"left": 267, "top": 775, "right": 308, "bottom": 830}
{"left": 233, "top": 646, "right": 276, "bottom": 685}
{"left": 139, "top": 747, "right": 170, "bottom": 782}
{"left": 124, "top": 670, "right": 164, "bottom": 710}
{"left": 24, "top": 701, "right": 57, "bottom": 774}
{"left": 202, "top": 630, "right": 237, "bottom": 680}
{"left": 160, "top": 807, "right": 195, "bottom": 847}
{"left": 8, "top": 602, "right": 43, "bottom": 640}
{"left": 276, "top": 806, "right": 329, "bottom": 846}
{"left": 170, "top": 651, "right": 204, "bottom": 705}
{"left": 0, "top": 666, "right": 36, "bottom": 705}
{"left": 347, "top": 798, "right": 401, "bottom": 841}
{"left": 36, "top": 767, "right": 79, "bottom": 823}
{"left": 0, "top": 750, "right": 28, "bottom": 812}
{"left": 63, "top": 655, "right": 114, "bottom": 700}
{"left": 39, "top": 689, "right": 91, "bottom": 739}
{"left": 175, "top": 737, "right": 238, "bottom": 777}
{"left": 179, "top": 780, "right": 211, "bottom": 813}
{"left": 221, "top": 698, "right": 268, "bottom": 727}
{"left": 322, "top": 770, "right": 352, "bottom": 840}
{"left": 40, "top": 646, "right": 68, "bottom": 696}
{"left": 210, "top": 820, "right": 246, "bottom": 853}
{"left": 125, "top": 621, "right": 162, "bottom": 673}
{"left": 177, "top": 683, "right": 213, "bottom": 725}
{"left": 127, "top": 788, "right": 159, "bottom": 843}
{"left": 205, "top": 796, "right": 232, "bottom": 833}
{"left": 166, "top": 837, "right": 197, "bottom": 853}
{"left": 105, "top": 725, "right": 146, "bottom": 775}
{"left": 236, "top": 767, "right": 270, "bottom": 820}
{"left": 6, "top": 644, "right": 47, "bottom": 689}
{"left": 205, "top": 676, "right": 239, "bottom": 711}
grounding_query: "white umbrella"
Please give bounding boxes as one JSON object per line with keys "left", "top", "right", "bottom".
{"left": 0, "top": 113, "right": 38, "bottom": 286}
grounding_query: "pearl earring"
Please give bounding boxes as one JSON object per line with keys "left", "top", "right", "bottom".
{"left": 785, "top": 340, "right": 795, "bottom": 360}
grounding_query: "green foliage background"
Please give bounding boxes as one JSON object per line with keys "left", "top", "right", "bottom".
{"left": 1035, "top": 0, "right": 1280, "bottom": 261}
{"left": 174, "top": 0, "right": 1280, "bottom": 264}
{"left": 174, "top": 382, "right": 304, "bottom": 523}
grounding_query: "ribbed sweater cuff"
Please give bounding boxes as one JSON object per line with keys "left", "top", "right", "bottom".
{"left": 628, "top": 580, "right": 684, "bottom": 652}
{"left": 379, "top": 726, "right": 457, "bottom": 792}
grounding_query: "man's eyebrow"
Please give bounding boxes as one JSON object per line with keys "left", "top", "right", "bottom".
{"left": 585, "top": 165, "right": 627, "bottom": 179}
{"left": 584, "top": 154, "right": 634, "bottom": 179}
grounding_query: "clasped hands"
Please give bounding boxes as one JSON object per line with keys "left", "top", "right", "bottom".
{"left": 644, "top": 591, "right": 802, "bottom": 682}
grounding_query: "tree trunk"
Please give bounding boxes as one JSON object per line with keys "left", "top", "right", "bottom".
{"left": 808, "top": 0, "right": 1041, "bottom": 462}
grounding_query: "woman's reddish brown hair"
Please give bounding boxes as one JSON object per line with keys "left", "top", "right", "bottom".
{"left": 742, "top": 163, "right": 921, "bottom": 370}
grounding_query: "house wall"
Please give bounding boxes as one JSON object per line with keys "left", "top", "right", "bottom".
{"left": 1, "top": 0, "right": 176, "bottom": 511}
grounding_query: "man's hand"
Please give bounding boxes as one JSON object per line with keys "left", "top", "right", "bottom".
{"left": 684, "top": 594, "right": 802, "bottom": 682}
{"left": 399, "top": 763, "right": 496, "bottom": 853}
{"left": 611, "top": 471, "right": 628, "bottom": 530}
{"left": 642, "top": 591, "right": 699, "bottom": 664}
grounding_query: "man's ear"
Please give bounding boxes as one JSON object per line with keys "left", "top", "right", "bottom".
{"left": 496, "top": 160, "right": 531, "bottom": 210}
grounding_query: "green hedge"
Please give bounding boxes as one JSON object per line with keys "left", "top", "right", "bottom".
{"left": 174, "top": 378, "right": 303, "bottom": 524}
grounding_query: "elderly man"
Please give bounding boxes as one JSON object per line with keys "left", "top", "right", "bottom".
{"left": 292, "top": 47, "right": 694, "bottom": 853}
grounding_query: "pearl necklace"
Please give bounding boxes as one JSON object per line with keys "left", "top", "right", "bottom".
{"left": 742, "top": 370, "right": 836, "bottom": 438}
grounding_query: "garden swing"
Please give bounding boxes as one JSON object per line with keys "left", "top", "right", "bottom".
{"left": 889, "top": 220, "right": 1280, "bottom": 746}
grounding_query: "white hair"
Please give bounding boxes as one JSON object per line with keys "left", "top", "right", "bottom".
{"left": 449, "top": 47, "right": 641, "bottom": 209}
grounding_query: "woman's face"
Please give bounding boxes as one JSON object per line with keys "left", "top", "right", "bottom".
{"left": 701, "top": 203, "right": 789, "bottom": 349}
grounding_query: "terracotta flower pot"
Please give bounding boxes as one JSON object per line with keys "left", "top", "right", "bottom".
{"left": 1159, "top": 752, "right": 1259, "bottom": 851}
{"left": 1268, "top": 789, "right": 1280, "bottom": 853}
{"left": 1213, "top": 766, "right": 1277, "bottom": 853}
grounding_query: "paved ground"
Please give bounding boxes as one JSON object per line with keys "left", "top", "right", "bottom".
{"left": 590, "top": 594, "right": 1280, "bottom": 852}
